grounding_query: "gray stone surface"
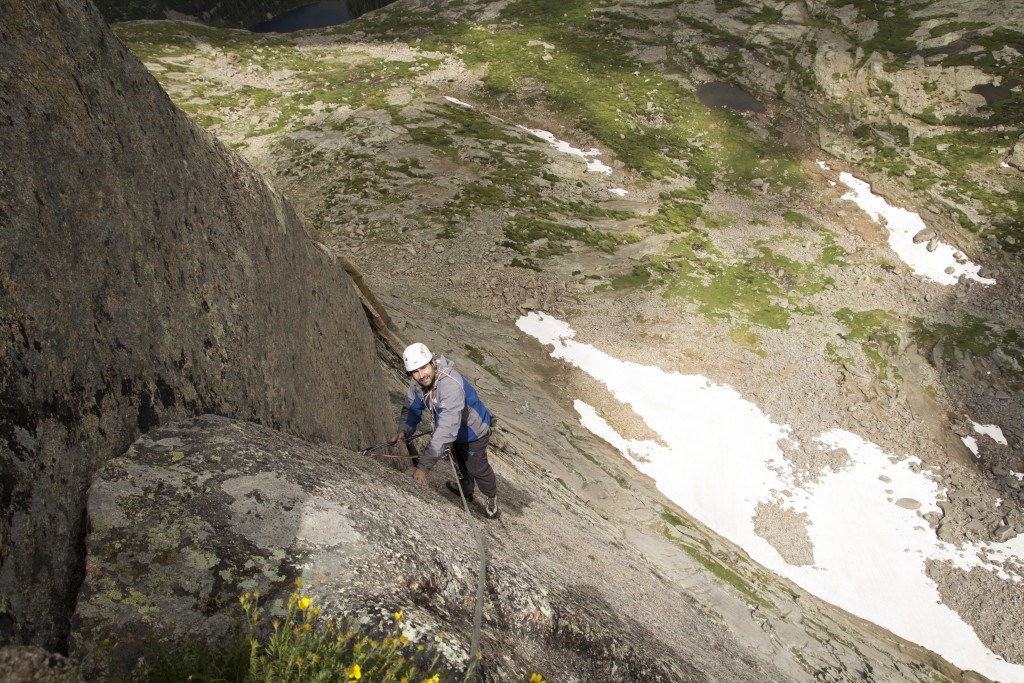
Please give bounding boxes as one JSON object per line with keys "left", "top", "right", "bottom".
{"left": 1010, "top": 136, "right": 1024, "bottom": 171}
{"left": 0, "top": 0, "right": 392, "bottom": 650}
{"left": 71, "top": 415, "right": 787, "bottom": 682}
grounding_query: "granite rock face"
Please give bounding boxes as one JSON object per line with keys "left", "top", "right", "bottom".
{"left": 70, "top": 415, "right": 790, "bottom": 682}
{"left": 0, "top": 0, "right": 392, "bottom": 650}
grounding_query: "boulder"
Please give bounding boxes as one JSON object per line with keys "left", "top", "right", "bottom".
{"left": 812, "top": 30, "right": 861, "bottom": 100}
{"left": 781, "top": 1, "right": 810, "bottom": 24}
{"left": 1008, "top": 136, "right": 1024, "bottom": 170}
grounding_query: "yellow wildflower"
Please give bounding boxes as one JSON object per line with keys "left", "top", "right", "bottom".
{"left": 298, "top": 596, "right": 312, "bottom": 611}
{"left": 529, "top": 675, "right": 546, "bottom": 683}
{"left": 423, "top": 675, "right": 440, "bottom": 683}
{"left": 394, "top": 609, "right": 404, "bottom": 621}
{"left": 347, "top": 663, "right": 362, "bottom": 681}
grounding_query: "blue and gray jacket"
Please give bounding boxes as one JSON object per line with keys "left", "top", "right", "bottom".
{"left": 399, "top": 354, "right": 491, "bottom": 472}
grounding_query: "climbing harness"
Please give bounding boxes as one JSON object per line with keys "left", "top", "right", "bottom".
{"left": 359, "top": 430, "right": 431, "bottom": 457}
{"left": 443, "top": 445, "right": 488, "bottom": 681}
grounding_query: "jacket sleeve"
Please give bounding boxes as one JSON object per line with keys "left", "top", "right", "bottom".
{"left": 417, "top": 376, "right": 466, "bottom": 471}
{"left": 398, "top": 383, "right": 423, "bottom": 434}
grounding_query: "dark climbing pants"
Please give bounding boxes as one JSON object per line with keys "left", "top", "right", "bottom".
{"left": 451, "top": 431, "right": 497, "bottom": 499}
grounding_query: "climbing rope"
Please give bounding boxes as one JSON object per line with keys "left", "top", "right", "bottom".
{"left": 359, "top": 431, "right": 431, "bottom": 457}
{"left": 444, "top": 446, "right": 487, "bottom": 682}
{"left": 361, "top": 433, "right": 488, "bottom": 678}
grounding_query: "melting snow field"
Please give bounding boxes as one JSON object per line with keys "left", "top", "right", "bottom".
{"left": 517, "top": 126, "right": 614, "bottom": 174}
{"left": 441, "top": 96, "right": 623, "bottom": 189}
{"left": 822, "top": 161, "right": 995, "bottom": 286}
{"left": 517, "top": 312, "right": 1024, "bottom": 683}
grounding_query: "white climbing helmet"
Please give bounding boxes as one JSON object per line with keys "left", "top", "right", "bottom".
{"left": 403, "top": 343, "right": 433, "bottom": 372}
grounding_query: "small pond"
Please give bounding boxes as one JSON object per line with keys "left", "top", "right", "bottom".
{"left": 971, "top": 82, "right": 1017, "bottom": 106}
{"left": 251, "top": 1, "right": 350, "bottom": 32}
{"left": 695, "top": 81, "right": 765, "bottom": 113}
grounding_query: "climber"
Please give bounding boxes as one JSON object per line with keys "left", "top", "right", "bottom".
{"left": 393, "top": 342, "right": 499, "bottom": 520}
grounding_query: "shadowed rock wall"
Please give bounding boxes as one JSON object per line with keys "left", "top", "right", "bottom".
{"left": 0, "top": 0, "right": 392, "bottom": 650}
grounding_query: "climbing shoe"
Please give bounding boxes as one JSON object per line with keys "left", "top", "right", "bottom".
{"left": 446, "top": 480, "right": 473, "bottom": 502}
{"left": 484, "top": 495, "right": 500, "bottom": 520}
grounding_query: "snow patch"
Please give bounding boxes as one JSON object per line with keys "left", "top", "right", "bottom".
{"left": 519, "top": 126, "right": 613, "bottom": 174}
{"left": 817, "top": 161, "right": 994, "bottom": 286}
{"left": 973, "top": 421, "right": 1008, "bottom": 445}
{"left": 443, "top": 96, "right": 473, "bottom": 108}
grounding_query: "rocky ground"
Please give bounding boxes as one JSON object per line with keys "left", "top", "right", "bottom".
{"left": 347, "top": 123, "right": 1024, "bottom": 677}
{"left": 351, "top": 126, "right": 1024, "bottom": 671}
{"left": 334, "top": 106, "right": 1024, "bottom": 683}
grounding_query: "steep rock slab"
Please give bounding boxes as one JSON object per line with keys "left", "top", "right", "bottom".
{"left": 72, "top": 415, "right": 791, "bottom": 682}
{"left": 0, "top": 0, "right": 392, "bottom": 649}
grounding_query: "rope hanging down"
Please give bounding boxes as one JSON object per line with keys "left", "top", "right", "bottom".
{"left": 358, "top": 434, "right": 488, "bottom": 678}
{"left": 444, "top": 446, "right": 487, "bottom": 682}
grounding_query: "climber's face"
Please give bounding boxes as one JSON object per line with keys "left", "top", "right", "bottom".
{"left": 410, "top": 360, "right": 435, "bottom": 388}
